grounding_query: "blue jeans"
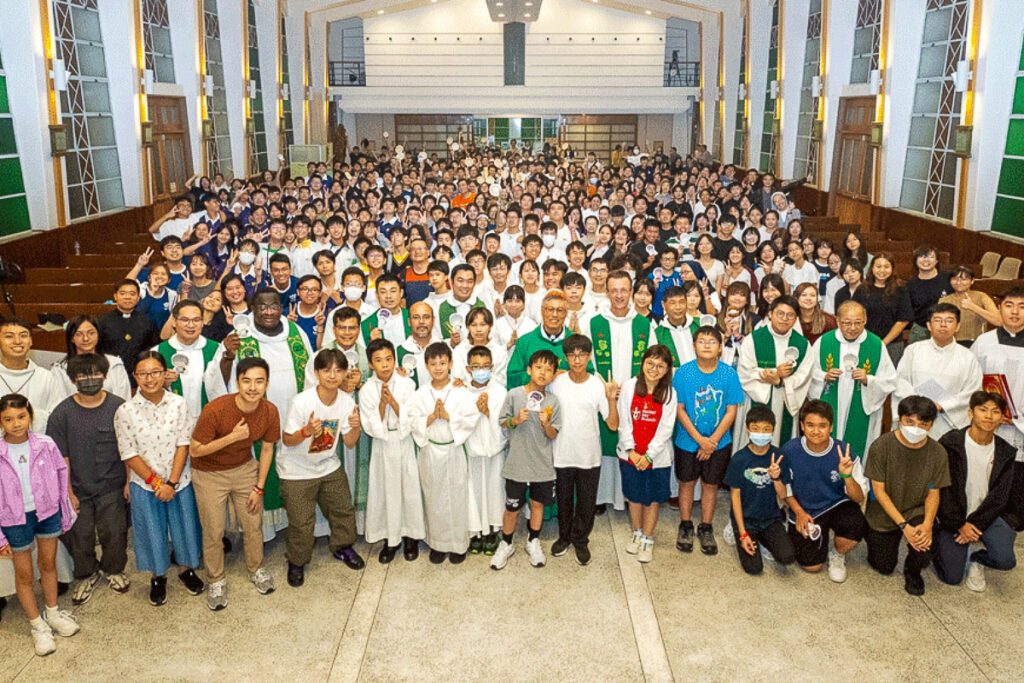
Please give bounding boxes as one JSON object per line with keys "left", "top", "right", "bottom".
{"left": 933, "top": 517, "right": 1017, "bottom": 585}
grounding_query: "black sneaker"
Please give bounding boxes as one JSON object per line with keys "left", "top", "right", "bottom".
{"left": 449, "top": 552, "right": 466, "bottom": 564}
{"left": 469, "top": 535, "right": 484, "bottom": 554}
{"left": 178, "top": 569, "right": 205, "bottom": 595}
{"left": 904, "top": 572, "right": 925, "bottom": 596}
{"left": 551, "top": 538, "right": 572, "bottom": 557}
{"left": 149, "top": 576, "right": 167, "bottom": 606}
{"left": 0, "top": 596, "right": 6, "bottom": 622}
{"left": 429, "top": 549, "right": 446, "bottom": 564}
{"left": 378, "top": 544, "right": 398, "bottom": 564}
{"left": 697, "top": 523, "right": 718, "bottom": 555}
{"left": 287, "top": 563, "right": 305, "bottom": 588}
{"left": 594, "top": 504, "right": 607, "bottom": 516}
{"left": 403, "top": 537, "right": 420, "bottom": 562}
{"left": 574, "top": 544, "right": 592, "bottom": 566}
{"left": 676, "top": 521, "right": 695, "bottom": 553}
{"left": 222, "top": 536, "right": 233, "bottom": 553}
{"left": 333, "top": 547, "right": 365, "bottom": 570}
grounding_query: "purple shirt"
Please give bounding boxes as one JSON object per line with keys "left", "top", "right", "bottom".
{"left": 0, "top": 433, "right": 77, "bottom": 548}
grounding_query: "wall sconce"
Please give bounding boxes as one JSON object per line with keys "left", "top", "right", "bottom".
{"left": 141, "top": 121, "right": 153, "bottom": 146}
{"left": 770, "top": 79, "right": 779, "bottom": 99}
{"left": 49, "top": 124, "right": 68, "bottom": 156}
{"left": 954, "top": 59, "right": 971, "bottom": 93}
{"left": 738, "top": 83, "right": 746, "bottom": 100}
{"left": 954, "top": 125, "right": 973, "bottom": 157}
{"left": 51, "top": 58, "right": 68, "bottom": 92}
{"left": 869, "top": 121, "right": 883, "bottom": 147}
{"left": 868, "top": 69, "right": 881, "bottom": 95}
{"left": 811, "top": 75, "right": 822, "bottom": 98}
{"left": 202, "top": 118, "right": 214, "bottom": 139}
{"left": 247, "top": 79, "right": 257, "bottom": 99}
{"left": 811, "top": 119, "right": 823, "bottom": 141}
{"left": 142, "top": 68, "right": 154, "bottom": 95}
{"left": 280, "top": 83, "right": 289, "bottom": 100}
{"left": 203, "top": 74, "right": 214, "bottom": 97}
{"left": 245, "top": 117, "right": 255, "bottom": 135}
{"left": 771, "top": 118, "right": 781, "bottom": 137}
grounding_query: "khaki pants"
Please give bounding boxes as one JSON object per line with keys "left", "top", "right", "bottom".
{"left": 279, "top": 466, "right": 356, "bottom": 566}
{"left": 192, "top": 459, "right": 263, "bottom": 583}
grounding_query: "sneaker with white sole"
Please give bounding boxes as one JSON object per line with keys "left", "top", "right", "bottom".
{"left": 722, "top": 523, "right": 736, "bottom": 546}
{"left": 206, "top": 580, "right": 228, "bottom": 611}
{"left": 72, "top": 572, "right": 101, "bottom": 606}
{"left": 31, "top": 622, "right": 55, "bottom": 656}
{"left": 965, "top": 561, "right": 986, "bottom": 592}
{"left": 490, "top": 540, "right": 515, "bottom": 570}
{"left": 760, "top": 543, "right": 774, "bottom": 563}
{"left": 626, "top": 528, "right": 643, "bottom": 555}
{"left": 44, "top": 608, "right": 80, "bottom": 637}
{"left": 105, "top": 572, "right": 131, "bottom": 594}
{"left": 525, "top": 538, "right": 546, "bottom": 567}
{"left": 827, "top": 547, "right": 847, "bottom": 583}
{"left": 637, "top": 536, "right": 654, "bottom": 563}
{"left": 250, "top": 567, "right": 275, "bottom": 594}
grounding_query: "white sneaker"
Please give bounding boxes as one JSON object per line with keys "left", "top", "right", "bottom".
{"left": 827, "top": 547, "right": 847, "bottom": 583}
{"left": 722, "top": 523, "right": 736, "bottom": 546}
{"left": 206, "top": 579, "right": 228, "bottom": 611}
{"left": 637, "top": 536, "right": 654, "bottom": 563}
{"left": 44, "top": 608, "right": 80, "bottom": 637}
{"left": 626, "top": 528, "right": 643, "bottom": 555}
{"left": 31, "top": 622, "right": 55, "bottom": 656}
{"left": 250, "top": 567, "right": 275, "bottom": 595}
{"left": 525, "top": 538, "right": 546, "bottom": 567}
{"left": 965, "top": 561, "right": 986, "bottom": 592}
{"left": 490, "top": 540, "right": 515, "bottom": 570}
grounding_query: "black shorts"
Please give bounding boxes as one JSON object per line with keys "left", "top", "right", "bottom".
{"left": 788, "top": 500, "right": 867, "bottom": 567}
{"left": 505, "top": 479, "right": 556, "bottom": 511}
{"left": 674, "top": 445, "right": 733, "bottom": 486}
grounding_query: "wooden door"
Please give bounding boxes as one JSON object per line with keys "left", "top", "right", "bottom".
{"left": 828, "top": 96, "right": 876, "bottom": 233}
{"left": 148, "top": 96, "right": 193, "bottom": 212}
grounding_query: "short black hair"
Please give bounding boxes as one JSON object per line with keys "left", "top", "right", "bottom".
{"left": 528, "top": 349, "right": 559, "bottom": 370}
{"left": 693, "top": 325, "right": 722, "bottom": 343}
{"left": 798, "top": 399, "right": 835, "bottom": 425}
{"left": 897, "top": 395, "right": 938, "bottom": 424}
{"left": 237, "top": 356, "right": 270, "bottom": 380}
{"left": 66, "top": 353, "right": 110, "bottom": 380}
{"left": 424, "top": 341, "right": 452, "bottom": 363}
{"left": 467, "top": 345, "right": 492, "bottom": 363}
{"left": 313, "top": 347, "right": 348, "bottom": 372}
{"left": 563, "top": 333, "right": 593, "bottom": 356}
{"left": 969, "top": 390, "right": 1008, "bottom": 414}
{"left": 929, "top": 302, "right": 961, "bottom": 323}
{"left": 745, "top": 404, "right": 776, "bottom": 428}
{"left": 366, "top": 338, "right": 396, "bottom": 363}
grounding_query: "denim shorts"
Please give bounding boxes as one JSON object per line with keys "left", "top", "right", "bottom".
{"left": 1, "top": 510, "right": 62, "bottom": 552}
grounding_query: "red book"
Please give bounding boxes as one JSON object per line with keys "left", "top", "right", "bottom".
{"left": 983, "top": 374, "right": 1018, "bottom": 420}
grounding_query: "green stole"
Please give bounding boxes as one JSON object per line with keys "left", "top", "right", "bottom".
{"left": 333, "top": 341, "right": 370, "bottom": 515}
{"left": 157, "top": 338, "right": 219, "bottom": 407}
{"left": 438, "top": 298, "right": 486, "bottom": 339}
{"left": 751, "top": 325, "right": 808, "bottom": 440}
{"left": 360, "top": 307, "right": 411, "bottom": 345}
{"left": 818, "top": 331, "right": 882, "bottom": 460}
{"left": 591, "top": 314, "right": 649, "bottom": 457}
{"left": 655, "top": 325, "right": 685, "bottom": 367}
{"left": 235, "top": 321, "right": 310, "bottom": 511}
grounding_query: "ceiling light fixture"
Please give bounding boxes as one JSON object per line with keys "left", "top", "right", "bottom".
{"left": 377, "top": 8, "right": 383, "bottom": 13}
{"left": 524, "top": 12, "right": 531, "bottom": 17}
{"left": 498, "top": 12, "right": 504, "bottom": 16}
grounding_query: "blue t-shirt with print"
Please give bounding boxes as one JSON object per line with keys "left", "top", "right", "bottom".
{"left": 672, "top": 359, "right": 744, "bottom": 451}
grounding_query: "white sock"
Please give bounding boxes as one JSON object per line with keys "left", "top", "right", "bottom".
{"left": 29, "top": 615, "right": 47, "bottom": 629}
{"left": 45, "top": 605, "right": 60, "bottom": 618}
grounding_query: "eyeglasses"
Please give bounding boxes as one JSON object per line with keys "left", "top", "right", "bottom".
{"left": 134, "top": 370, "right": 165, "bottom": 379}
{"left": 773, "top": 311, "right": 797, "bottom": 320}
{"left": 298, "top": 286, "right": 322, "bottom": 294}
{"left": 566, "top": 351, "right": 590, "bottom": 359}
{"left": 256, "top": 303, "right": 282, "bottom": 312}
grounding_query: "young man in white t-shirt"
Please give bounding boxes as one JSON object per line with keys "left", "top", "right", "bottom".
{"left": 548, "top": 334, "right": 619, "bottom": 565}
{"left": 782, "top": 240, "right": 819, "bottom": 292}
{"left": 279, "top": 348, "right": 364, "bottom": 587}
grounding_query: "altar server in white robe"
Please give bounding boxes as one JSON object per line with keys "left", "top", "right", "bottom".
{"left": 359, "top": 337, "right": 424, "bottom": 564}
{"left": 462, "top": 344, "right": 508, "bottom": 554}
{"left": 894, "top": 302, "right": 982, "bottom": 440}
{"left": 737, "top": 295, "right": 814, "bottom": 446}
{"left": 451, "top": 307, "right": 509, "bottom": 388}
{"left": 408, "top": 342, "right": 479, "bottom": 562}
{"left": 809, "top": 301, "right": 897, "bottom": 462}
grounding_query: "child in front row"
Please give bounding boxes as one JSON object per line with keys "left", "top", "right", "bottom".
{"left": 492, "top": 350, "right": 562, "bottom": 570}
{"left": 0, "top": 394, "right": 80, "bottom": 656}
{"left": 463, "top": 345, "right": 508, "bottom": 556}
{"left": 549, "top": 334, "right": 619, "bottom": 566}
{"left": 722, "top": 405, "right": 796, "bottom": 575}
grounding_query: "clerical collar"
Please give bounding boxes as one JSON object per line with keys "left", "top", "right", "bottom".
{"left": 541, "top": 327, "right": 564, "bottom": 343}
{"left": 997, "top": 328, "right": 1024, "bottom": 347}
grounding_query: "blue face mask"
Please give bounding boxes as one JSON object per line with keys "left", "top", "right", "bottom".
{"left": 471, "top": 369, "right": 492, "bottom": 385}
{"left": 749, "top": 432, "right": 773, "bottom": 447}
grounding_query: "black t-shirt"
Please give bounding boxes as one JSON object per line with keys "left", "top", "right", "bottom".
{"left": 711, "top": 236, "right": 743, "bottom": 261}
{"left": 723, "top": 445, "right": 789, "bottom": 529}
{"left": 665, "top": 200, "right": 693, "bottom": 221}
{"left": 853, "top": 284, "right": 913, "bottom": 340}
{"left": 905, "top": 272, "right": 952, "bottom": 327}
{"left": 46, "top": 394, "right": 126, "bottom": 501}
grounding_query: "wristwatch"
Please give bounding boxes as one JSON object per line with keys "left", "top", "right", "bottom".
{"left": 897, "top": 521, "right": 908, "bottom": 530}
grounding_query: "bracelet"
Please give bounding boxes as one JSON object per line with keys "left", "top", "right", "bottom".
{"left": 839, "top": 473, "right": 851, "bottom": 479}
{"left": 644, "top": 454, "right": 653, "bottom": 464}
{"left": 739, "top": 532, "right": 750, "bottom": 540}
{"left": 253, "top": 485, "right": 265, "bottom": 496}
{"left": 770, "top": 477, "right": 781, "bottom": 482}
{"left": 301, "top": 426, "right": 311, "bottom": 438}
{"left": 145, "top": 472, "right": 156, "bottom": 485}
{"left": 149, "top": 477, "right": 164, "bottom": 492}
{"left": 167, "top": 480, "right": 180, "bottom": 491}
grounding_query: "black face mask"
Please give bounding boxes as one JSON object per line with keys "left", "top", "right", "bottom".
{"left": 75, "top": 377, "right": 104, "bottom": 396}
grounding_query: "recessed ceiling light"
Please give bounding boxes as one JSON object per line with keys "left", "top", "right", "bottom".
{"left": 496, "top": 1, "right": 502, "bottom": 5}
{"left": 498, "top": 12, "right": 504, "bottom": 16}
{"left": 645, "top": 9, "right": 651, "bottom": 14}
{"left": 377, "top": 8, "right": 384, "bottom": 13}
{"left": 524, "top": 12, "right": 531, "bottom": 17}
{"left": 524, "top": 1, "right": 533, "bottom": 5}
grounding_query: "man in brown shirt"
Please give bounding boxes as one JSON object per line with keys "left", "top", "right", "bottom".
{"left": 190, "top": 357, "right": 281, "bottom": 610}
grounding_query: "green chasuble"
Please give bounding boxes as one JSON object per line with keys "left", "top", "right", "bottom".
{"left": 360, "top": 307, "right": 411, "bottom": 345}
{"left": 505, "top": 326, "right": 576, "bottom": 389}
{"left": 591, "top": 314, "right": 650, "bottom": 457}
{"left": 818, "top": 331, "right": 882, "bottom": 460}
{"left": 156, "top": 338, "right": 219, "bottom": 408}
{"left": 333, "top": 341, "right": 371, "bottom": 516}
{"left": 751, "top": 325, "right": 808, "bottom": 440}
{"left": 438, "top": 298, "right": 486, "bottom": 339}
{"left": 235, "top": 321, "right": 310, "bottom": 511}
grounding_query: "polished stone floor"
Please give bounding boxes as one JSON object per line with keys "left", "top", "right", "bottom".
{"left": 1, "top": 497, "right": 1021, "bottom": 682}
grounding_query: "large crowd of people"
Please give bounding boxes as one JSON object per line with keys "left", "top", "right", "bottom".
{"left": 0, "top": 139, "right": 1021, "bottom": 658}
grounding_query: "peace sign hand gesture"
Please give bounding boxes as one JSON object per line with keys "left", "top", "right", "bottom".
{"left": 137, "top": 247, "right": 154, "bottom": 269}
{"left": 767, "top": 452, "right": 782, "bottom": 480}
{"left": 837, "top": 444, "right": 854, "bottom": 476}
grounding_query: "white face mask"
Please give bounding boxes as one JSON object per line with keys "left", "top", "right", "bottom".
{"left": 899, "top": 424, "right": 928, "bottom": 444}
{"left": 748, "top": 432, "right": 773, "bottom": 447}
{"left": 238, "top": 251, "right": 256, "bottom": 266}
{"left": 344, "top": 286, "right": 364, "bottom": 302}
{"left": 542, "top": 234, "right": 556, "bottom": 248}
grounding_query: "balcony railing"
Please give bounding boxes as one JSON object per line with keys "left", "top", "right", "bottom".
{"left": 328, "top": 60, "right": 366, "bottom": 87}
{"left": 663, "top": 60, "right": 700, "bottom": 87}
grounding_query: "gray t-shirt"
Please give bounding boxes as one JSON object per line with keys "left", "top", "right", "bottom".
{"left": 46, "top": 393, "right": 125, "bottom": 501}
{"left": 499, "top": 386, "right": 562, "bottom": 483}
